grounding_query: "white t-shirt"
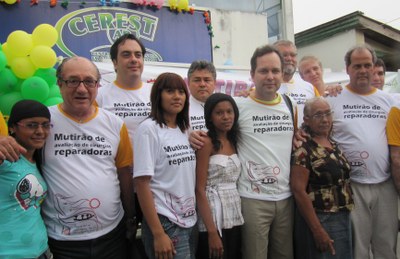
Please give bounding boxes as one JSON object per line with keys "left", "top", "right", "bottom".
{"left": 189, "top": 96, "right": 206, "bottom": 131}
{"left": 327, "top": 86, "right": 395, "bottom": 184}
{"left": 278, "top": 77, "right": 318, "bottom": 127}
{"left": 42, "top": 105, "right": 132, "bottom": 240}
{"left": 96, "top": 81, "right": 152, "bottom": 144}
{"left": 133, "top": 119, "right": 197, "bottom": 228}
{"left": 235, "top": 94, "right": 295, "bottom": 201}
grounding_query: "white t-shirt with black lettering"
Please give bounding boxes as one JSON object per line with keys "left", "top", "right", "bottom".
{"left": 189, "top": 96, "right": 206, "bottom": 131}
{"left": 96, "top": 81, "right": 152, "bottom": 144}
{"left": 42, "top": 105, "right": 132, "bottom": 240}
{"left": 235, "top": 94, "right": 295, "bottom": 201}
{"left": 327, "top": 86, "right": 395, "bottom": 184}
{"left": 133, "top": 119, "right": 197, "bottom": 228}
{"left": 278, "top": 77, "right": 318, "bottom": 127}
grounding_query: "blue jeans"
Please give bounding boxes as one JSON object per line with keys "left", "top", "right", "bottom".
{"left": 142, "top": 214, "right": 195, "bottom": 259}
{"left": 294, "top": 208, "right": 353, "bottom": 259}
{"left": 48, "top": 219, "right": 127, "bottom": 259}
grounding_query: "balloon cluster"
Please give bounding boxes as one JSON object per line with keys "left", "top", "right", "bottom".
{"left": 129, "top": 0, "right": 163, "bottom": 9}
{"left": 0, "top": 24, "right": 63, "bottom": 116}
{"left": 0, "top": 0, "right": 19, "bottom": 5}
{"left": 168, "top": 0, "right": 193, "bottom": 13}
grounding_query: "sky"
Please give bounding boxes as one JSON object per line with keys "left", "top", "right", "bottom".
{"left": 292, "top": 0, "right": 400, "bottom": 33}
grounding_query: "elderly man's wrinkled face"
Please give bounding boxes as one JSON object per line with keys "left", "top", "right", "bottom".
{"left": 275, "top": 44, "right": 297, "bottom": 76}
{"left": 58, "top": 57, "right": 99, "bottom": 117}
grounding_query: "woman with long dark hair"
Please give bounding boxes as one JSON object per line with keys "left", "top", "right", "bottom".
{"left": 195, "top": 93, "right": 243, "bottom": 259}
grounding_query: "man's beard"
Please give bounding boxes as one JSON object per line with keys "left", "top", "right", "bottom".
{"left": 283, "top": 64, "right": 296, "bottom": 76}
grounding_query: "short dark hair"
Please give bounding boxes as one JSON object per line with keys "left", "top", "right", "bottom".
{"left": 344, "top": 44, "right": 377, "bottom": 67}
{"left": 110, "top": 34, "right": 146, "bottom": 61}
{"left": 150, "top": 73, "right": 190, "bottom": 132}
{"left": 250, "top": 45, "right": 284, "bottom": 73}
{"left": 187, "top": 60, "right": 217, "bottom": 80}
{"left": 375, "top": 58, "right": 386, "bottom": 74}
{"left": 204, "top": 93, "right": 240, "bottom": 152}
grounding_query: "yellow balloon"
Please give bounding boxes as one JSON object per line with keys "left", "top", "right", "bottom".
{"left": 178, "top": 0, "right": 189, "bottom": 11}
{"left": 29, "top": 46, "right": 57, "bottom": 69}
{"left": 32, "top": 24, "right": 58, "bottom": 47}
{"left": 11, "top": 57, "right": 36, "bottom": 79}
{"left": 1, "top": 43, "right": 16, "bottom": 66}
{"left": 4, "top": 0, "right": 17, "bottom": 4}
{"left": 6, "top": 31, "right": 33, "bottom": 57}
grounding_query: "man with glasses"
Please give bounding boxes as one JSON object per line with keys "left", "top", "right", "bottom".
{"left": 327, "top": 45, "right": 397, "bottom": 259}
{"left": 273, "top": 40, "right": 319, "bottom": 128}
{"left": 0, "top": 56, "right": 134, "bottom": 259}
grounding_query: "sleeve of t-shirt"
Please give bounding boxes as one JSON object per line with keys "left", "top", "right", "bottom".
{"left": 133, "top": 121, "right": 157, "bottom": 178}
{"left": 115, "top": 123, "right": 133, "bottom": 168}
{"left": 0, "top": 111, "right": 7, "bottom": 136}
{"left": 313, "top": 86, "right": 320, "bottom": 97}
{"left": 387, "top": 106, "right": 400, "bottom": 147}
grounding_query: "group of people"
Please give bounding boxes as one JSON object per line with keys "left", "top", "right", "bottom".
{"left": 0, "top": 32, "right": 399, "bottom": 259}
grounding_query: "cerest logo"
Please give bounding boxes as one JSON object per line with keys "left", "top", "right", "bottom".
{"left": 55, "top": 7, "right": 162, "bottom": 62}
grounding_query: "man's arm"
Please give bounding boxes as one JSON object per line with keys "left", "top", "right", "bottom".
{"left": 390, "top": 146, "right": 400, "bottom": 196}
{"left": 0, "top": 135, "right": 26, "bottom": 162}
{"left": 117, "top": 165, "right": 136, "bottom": 239}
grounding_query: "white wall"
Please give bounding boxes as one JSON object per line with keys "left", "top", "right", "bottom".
{"left": 210, "top": 8, "right": 268, "bottom": 68}
{"left": 297, "top": 29, "right": 361, "bottom": 72}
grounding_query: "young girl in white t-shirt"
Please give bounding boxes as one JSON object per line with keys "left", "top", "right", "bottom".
{"left": 134, "top": 72, "right": 197, "bottom": 259}
{"left": 195, "top": 93, "right": 244, "bottom": 259}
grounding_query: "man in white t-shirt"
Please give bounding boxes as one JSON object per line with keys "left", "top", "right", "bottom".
{"left": 96, "top": 34, "right": 151, "bottom": 145}
{"left": 237, "top": 45, "right": 295, "bottom": 259}
{"left": 0, "top": 57, "right": 134, "bottom": 259}
{"left": 95, "top": 34, "right": 153, "bottom": 257}
{"left": 187, "top": 60, "right": 216, "bottom": 131}
{"left": 326, "top": 45, "right": 397, "bottom": 259}
{"left": 273, "top": 40, "right": 319, "bottom": 127}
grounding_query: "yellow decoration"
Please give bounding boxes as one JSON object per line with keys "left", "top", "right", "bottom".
{"left": 11, "top": 57, "right": 36, "bottom": 79}
{"left": 32, "top": 24, "right": 58, "bottom": 47}
{"left": 30, "top": 46, "right": 57, "bottom": 69}
{"left": 6, "top": 31, "right": 33, "bottom": 58}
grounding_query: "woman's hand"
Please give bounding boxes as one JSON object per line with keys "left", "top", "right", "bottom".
{"left": 312, "top": 228, "right": 335, "bottom": 255}
{"left": 208, "top": 231, "right": 224, "bottom": 258}
{"left": 153, "top": 232, "right": 176, "bottom": 259}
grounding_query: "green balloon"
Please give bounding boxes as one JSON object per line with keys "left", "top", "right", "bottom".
{"left": 0, "top": 51, "right": 6, "bottom": 72}
{"left": 21, "top": 76, "right": 49, "bottom": 102}
{"left": 12, "top": 78, "right": 24, "bottom": 92}
{"left": 0, "top": 92, "right": 23, "bottom": 116}
{"left": 34, "top": 68, "right": 57, "bottom": 87}
{"left": 43, "top": 97, "right": 63, "bottom": 107}
{"left": 0, "top": 68, "right": 18, "bottom": 95}
{"left": 48, "top": 84, "right": 61, "bottom": 98}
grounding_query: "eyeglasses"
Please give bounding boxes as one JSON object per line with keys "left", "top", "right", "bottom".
{"left": 16, "top": 122, "right": 53, "bottom": 130}
{"left": 60, "top": 79, "right": 98, "bottom": 88}
{"left": 310, "top": 110, "right": 334, "bottom": 120}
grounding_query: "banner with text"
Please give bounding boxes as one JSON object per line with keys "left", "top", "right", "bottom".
{"left": 0, "top": 2, "right": 212, "bottom": 63}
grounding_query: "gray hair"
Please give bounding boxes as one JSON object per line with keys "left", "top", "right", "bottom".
{"left": 303, "top": 97, "right": 330, "bottom": 117}
{"left": 187, "top": 60, "right": 216, "bottom": 80}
